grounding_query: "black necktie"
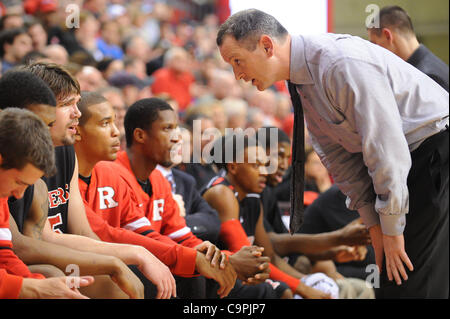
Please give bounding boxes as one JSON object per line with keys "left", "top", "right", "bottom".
{"left": 287, "top": 81, "right": 305, "bottom": 234}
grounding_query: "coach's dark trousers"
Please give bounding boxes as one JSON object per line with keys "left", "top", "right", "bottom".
{"left": 376, "top": 128, "right": 449, "bottom": 298}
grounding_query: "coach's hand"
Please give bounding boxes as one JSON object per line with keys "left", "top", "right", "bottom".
{"left": 383, "top": 233, "right": 414, "bottom": 285}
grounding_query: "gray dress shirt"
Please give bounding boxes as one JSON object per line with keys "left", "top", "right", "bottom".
{"left": 289, "top": 33, "right": 449, "bottom": 236}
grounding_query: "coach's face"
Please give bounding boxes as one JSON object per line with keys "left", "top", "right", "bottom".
{"left": 219, "top": 35, "right": 277, "bottom": 91}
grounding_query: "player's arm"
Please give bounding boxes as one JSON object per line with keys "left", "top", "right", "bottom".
{"left": 203, "top": 185, "right": 251, "bottom": 252}
{"left": 269, "top": 219, "right": 370, "bottom": 256}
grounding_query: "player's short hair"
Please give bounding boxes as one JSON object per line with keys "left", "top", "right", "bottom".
{"left": 209, "top": 132, "right": 259, "bottom": 171}
{"left": 0, "top": 70, "right": 56, "bottom": 110}
{"left": 216, "top": 8, "right": 288, "bottom": 51}
{"left": 22, "top": 61, "right": 81, "bottom": 102}
{"left": 369, "top": 5, "right": 415, "bottom": 37}
{"left": 77, "top": 91, "right": 108, "bottom": 126}
{"left": 124, "top": 98, "right": 173, "bottom": 148}
{"left": 255, "top": 126, "right": 291, "bottom": 151}
{"left": 0, "top": 108, "right": 56, "bottom": 176}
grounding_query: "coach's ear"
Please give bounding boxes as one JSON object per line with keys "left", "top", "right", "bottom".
{"left": 133, "top": 128, "right": 146, "bottom": 145}
{"left": 260, "top": 35, "right": 274, "bottom": 58}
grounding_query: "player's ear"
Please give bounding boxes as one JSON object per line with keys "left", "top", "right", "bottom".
{"left": 227, "top": 162, "right": 238, "bottom": 175}
{"left": 133, "top": 127, "right": 146, "bottom": 145}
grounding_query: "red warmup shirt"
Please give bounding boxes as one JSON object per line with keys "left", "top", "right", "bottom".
{"left": 0, "top": 198, "right": 44, "bottom": 298}
{"left": 77, "top": 161, "right": 197, "bottom": 276}
{"left": 114, "top": 151, "right": 203, "bottom": 249}
{"left": 151, "top": 68, "right": 194, "bottom": 111}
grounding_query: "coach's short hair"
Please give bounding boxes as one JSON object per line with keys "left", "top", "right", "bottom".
{"left": 0, "top": 108, "right": 56, "bottom": 176}
{"left": 0, "top": 70, "right": 56, "bottom": 110}
{"left": 216, "top": 8, "right": 288, "bottom": 51}
{"left": 369, "top": 6, "right": 415, "bottom": 37}
{"left": 124, "top": 98, "right": 173, "bottom": 148}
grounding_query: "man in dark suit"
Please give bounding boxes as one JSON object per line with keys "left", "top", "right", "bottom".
{"left": 368, "top": 5, "right": 449, "bottom": 92}
{"left": 156, "top": 164, "right": 221, "bottom": 244}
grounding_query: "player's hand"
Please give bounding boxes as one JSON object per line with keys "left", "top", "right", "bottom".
{"left": 110, "top": 258, "right": 144, "bottom": 299}
{"left": 195, "top": 241, "right": 227, "bottom": 269}
{"left": 195, "top": 252, "right": 237, "bottom": 298}
{"left": 337, "top": 218, "right": 371, "bottom": 246}
{"left": 383, "top": 233, "right": 413, "bottom": 285}
{"left": 229, "top": 246, "right": 270, "bottom": 285}
{"left": 19, "top": 276, "right": 94, "bottom": 299}
{"left": 138, "top": 248, "right": 177, "bottom": 299}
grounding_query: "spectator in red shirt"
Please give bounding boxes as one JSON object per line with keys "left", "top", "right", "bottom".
{"left": 151, "top": 46, "right": 195, "bottom": 112}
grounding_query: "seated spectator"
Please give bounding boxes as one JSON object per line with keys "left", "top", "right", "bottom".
{"left": 247, "top": 107, "right": 265, "bottom": 131}
{"left": 221, "top": 97, "right": 248, "bottom": 130}
{"left": 108, "top": 70, "right": 153, "bottom": 107}
{"left": 185, "top": 99, "right": 227, "bottom": 135}
{"left": 0, "top": 27, "right": 33, "bottom": 74}
{"left": 124, "top": 57, "right": 148, "bottom": 80}
{"left": 151, "top": 46, "right": 195, "bottom": 112}
{"left": 123, "top": 35, "right": 153, "bottom": 65}
{"left": 25, "top": 18, "right": 48, "bottom": 52}
{"left": 96, "top": 20, "right": 124, "bottom": 60}
{"left": 96, "top": 58, "right": 124, "bottom": 80}
{"left": 275, "top": 93, "right": 292, "bottom": 126}
{"left": 74, "top": 11, "right": 103, "bottom": 61}
{"left": 0, "top": 13, "right": 24, "bottom": 30}
{"left": 247, "top": 89, "right": 280, "bottom": 127}
{"left": 75, "top": 65, "right": 107, "bottom": 92}
{"left": 42, "top": 44, "right": 69, "bottom": 66}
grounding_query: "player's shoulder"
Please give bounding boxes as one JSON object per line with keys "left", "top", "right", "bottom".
{"left": 150, "top": 169, "right": 172, "bottom": 194}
